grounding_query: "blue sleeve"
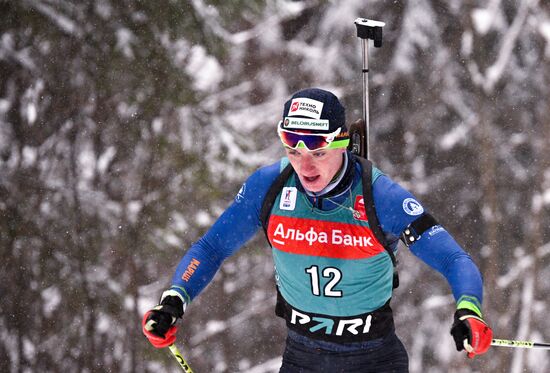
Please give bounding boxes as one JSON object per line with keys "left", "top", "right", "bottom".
{"left": 168, "top": 160, "right": 283, "bottom": 303}
{"left": 373, "top": 175, "right": 483, "bottom": 309}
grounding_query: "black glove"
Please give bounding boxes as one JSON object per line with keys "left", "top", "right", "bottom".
{"left": 450, "top": 309, "right": 493, "bottom": 358}
{"left": 142, "top": 295, "right": 184, "bottom": 348}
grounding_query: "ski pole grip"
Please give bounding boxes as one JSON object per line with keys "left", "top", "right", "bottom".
{"left": 354, "top": 18, "right": 385, "bottom": 47}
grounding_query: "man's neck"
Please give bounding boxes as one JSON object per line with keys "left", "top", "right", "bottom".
{"left": 305, "top": 152, "right": 350, "bottom": 198}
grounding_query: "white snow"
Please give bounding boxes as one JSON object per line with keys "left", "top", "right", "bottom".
{"left": 25, "top": 103, "right": 37, "bottom": 124}
{"left": 185, "top": 45, "right": 223, "bottom": 92}
{"left": 21, "top": 146, "right": 37, "bottom": 167}
{"left": 472, "top": 8, "right": 494, "bottom": 35}
{"left": 163, "top": 232, "right": 183, "bottom": 247}
{"left": 95, "top": 314, "right": 112, "bottom": 333}
{"left": 195, "top": 210, "right": 212, "bottom": 226}
{"left": 422, "top": 294, "right": 454, "bottom": 309}
{"left": 439, "top": 123, "right": 469, "bottom": 150}
{"left": 477, "top": 0, "right": 533, "bottom": 93}
{"left": 0, "top": 32, "right": 36, "bottom": 70}
{"left": 94, "top": 0, "right": 112, "bottom": 20}
{"left": 205, "top": 320, "right": 226, "bottom": 334}
{"left": 32, "top": 1, "right": 81, "bottom": 37}
{"left": 497, "top": 242, "right": 550, "bottom": 289}
{"left": 97, "top": 146, "right": 116, "bottom": 174}
{"left": 23, "top": 339, "right": 36, "bottom": 362}
{"left": 41, "top": 286, "right": 62, "bottom": 318}
{"left": 526, "top": 330, "right": 550, "bottom": 372}
{"left": 127, "top": 200, "right": 142, "bottom": 224}
{"left": 391, "top": 0, "right": 437, "bottom": 75}
{"left": 116, "top": 102, "right": 138, "bottom": 119}
{"left": 0, "top": 98, "right": 10, "bottom": 114}
{"left": 243, "top": 357, "right": 282, "bottom": 373}
{"left": 115, "top": 28, "right": 135, "bottom": 59}
{"left": 510, "top": 272, "right": 535, "bottom": 373}
{"left": 78, "top": 143, "right": 96, "bottom": 181}
{"left": 461, "top": 30, "right": 473, "bottom": 56}
{"left": 21, "top": 79, "right": 44, "bottom": 125}
{"left": 171, "top": 212, "right": 189, "bottom": 232}
{"left": 152, "top": 117, "right": 163, "bottom": 134}
{"left": 541, "top": 21, "right": 550, "bottom": 57}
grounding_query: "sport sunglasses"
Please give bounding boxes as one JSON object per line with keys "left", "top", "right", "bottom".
{"left": 277, "top": 123, "right": 350, "bottom": 151}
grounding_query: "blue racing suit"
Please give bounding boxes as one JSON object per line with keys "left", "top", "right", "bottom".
{"left": 166, "top": 153, "right": 483, "bottom": 371}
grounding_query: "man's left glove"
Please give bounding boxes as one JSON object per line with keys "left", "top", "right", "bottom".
{"left": 142, "top": 292, "right": 185, "bottom": 348}
{"left": 450, "top": 309, "right": 493, "bottom": 358}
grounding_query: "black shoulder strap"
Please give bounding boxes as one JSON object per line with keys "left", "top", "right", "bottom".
{"left": 260, "top": 163, "right": 294, "bottom": 239}
{"left": 355, "top": 157, "right": 397, "bottom": 268}
{"left": 356, "top": 156, "right": 399, "bottom": 289}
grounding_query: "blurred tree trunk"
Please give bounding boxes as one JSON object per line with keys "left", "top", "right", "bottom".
{"left": 476, "top": 95, "right": 499, "bottom": 311}
{"left": 128, "top": 229, "right": 140, "bottom": 373}
{"left": 475, "top": 90, "right": 506, "bottom": 372}
{"left": 511, "top": 77, "right": 550, "bottom": 370}
{"left": 68, "top": 127, "right": 96, "bottom": 371}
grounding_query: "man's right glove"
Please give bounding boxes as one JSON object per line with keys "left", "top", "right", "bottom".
{"left": 142, "top": 291, "right": 185, "bottom": 348}
{"left": 450, "top": 309, "right": 493, "bottom": 358}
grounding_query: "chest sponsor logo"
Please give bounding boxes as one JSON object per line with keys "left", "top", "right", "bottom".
{"left": 287, "top": 98, "right": 324, "bottom": 119}
{"left": 268, "top": 215, "right": 385, "bottom": 259}
{"left": 280, "top": 187, "right": 297, "bottom": 211}
{"left": 402, "top": 198, "right": 424, "bottom": 216}
{"left": 353, "top": 196, "right": 367, "bottom": 221}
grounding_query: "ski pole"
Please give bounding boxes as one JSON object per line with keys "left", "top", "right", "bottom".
{"left": 168, "top": 343, "right": 194, "bottom": 372}
{"left": 491, "top": 338, "right": 550, "bottom": 350}
{"left": 354, "top": 18, "right": 385, "bottom": 159}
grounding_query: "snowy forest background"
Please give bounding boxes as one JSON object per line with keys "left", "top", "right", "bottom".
{"left": 1, "top": 0, "right": 549, "bottom": 372}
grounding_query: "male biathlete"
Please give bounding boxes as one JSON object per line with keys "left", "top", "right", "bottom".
{"left": 143, "top": 88, "right": 493, "bottom": 372}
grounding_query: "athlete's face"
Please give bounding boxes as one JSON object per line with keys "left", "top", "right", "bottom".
{"left": 285, "top": 147, "right": 346, "bottom": 192}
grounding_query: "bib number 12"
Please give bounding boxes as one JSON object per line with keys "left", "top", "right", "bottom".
{"left": 305, "top": 265, "right": 343, "bottom": 297}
